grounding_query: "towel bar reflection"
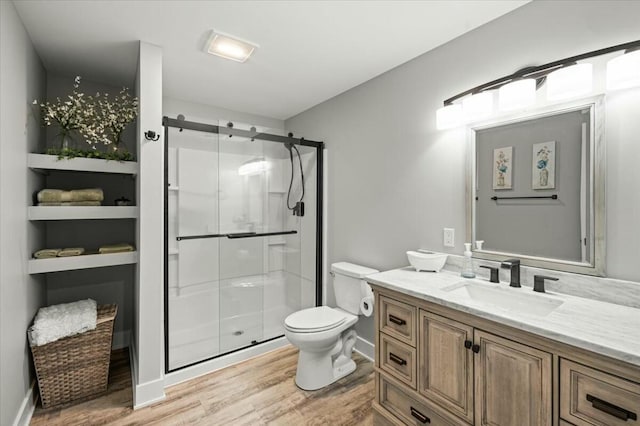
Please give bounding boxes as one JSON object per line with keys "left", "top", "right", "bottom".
{"left": 490, "top": 194, "right": 558, "bottom": 201}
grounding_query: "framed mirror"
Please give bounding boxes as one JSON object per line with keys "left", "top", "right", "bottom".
{"left": 466, "top": 96, "right": 605, "bottom": 276}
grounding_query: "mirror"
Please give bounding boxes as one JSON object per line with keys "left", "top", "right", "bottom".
{"left": 467, "top": 96, "right": 605, "bottom": 276}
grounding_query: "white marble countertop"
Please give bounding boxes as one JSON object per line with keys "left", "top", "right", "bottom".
{"left": 367, "top": 267, "right": 640, "bottom": 367}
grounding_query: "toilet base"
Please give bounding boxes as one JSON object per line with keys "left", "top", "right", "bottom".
{"left": 294, "top": 329, "right": 358, "bottom": 391}
{"left": 294, "top": 352, "right": 357, "bottom": 391}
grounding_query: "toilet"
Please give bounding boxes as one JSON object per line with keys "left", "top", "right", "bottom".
{"left": 284, "top": 262, "right": 378, "bottom": 390}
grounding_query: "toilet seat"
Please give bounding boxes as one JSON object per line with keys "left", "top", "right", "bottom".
{"left": 284, "top": 306, "right": 347, "bottom": 333}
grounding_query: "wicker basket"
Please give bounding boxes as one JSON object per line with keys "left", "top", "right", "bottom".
{"left": 30, "top": 304, "right": 117, "bottom": 409}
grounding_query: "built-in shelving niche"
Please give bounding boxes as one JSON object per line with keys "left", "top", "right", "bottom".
{"left": 28, "top": 154, "right": 139, "bottom": 275}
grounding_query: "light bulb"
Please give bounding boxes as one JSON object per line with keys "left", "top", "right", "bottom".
{"left": 547, "top": 63, "right": 593, "bottom": 101}
{"left": 607, "top": 50, "right": 640, "bottom": 91}
{"left": 498, "top": 79, "right": 536, "bottom": 111}
{"left": 462, "top": 92, "right": 493, "bottom": 122}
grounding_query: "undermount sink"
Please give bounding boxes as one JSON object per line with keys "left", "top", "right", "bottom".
{"left": 442, "top": 281, "right": 564, "bottom": 317}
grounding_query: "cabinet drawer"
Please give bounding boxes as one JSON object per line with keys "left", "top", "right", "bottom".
{"left": 560, "top": 359, "right": 640, "bottom": 426}
{"left": 378, "top": 373, "right": 459, "bottom": 426}
{"left": 380, "top": 333, "right": 417, "bottom": 388}
{"left": 380, "top": 295, "right": 416, "bottom": 346}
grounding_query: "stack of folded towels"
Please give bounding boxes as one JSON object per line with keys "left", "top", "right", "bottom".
{"left": 33, "top": 248, "right": 85, "bottom": 258}
{"left": 37, "top": 188, "right": 104, "bottom": 206}
{"left": 28, "top": 299, "right": 97, "bottom": 346}
{"left": 98, "top": 243, "right": 135, "bottom": 254}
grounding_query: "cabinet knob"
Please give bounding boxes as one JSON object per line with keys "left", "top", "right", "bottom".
{"left": 472, "top": 344, "right": 480, "bottom": 353}
{"left": 464, "top": 340, "right": 472, "bottom": 349}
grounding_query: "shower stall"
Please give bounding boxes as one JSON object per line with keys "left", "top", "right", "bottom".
{"left": 163, "top": 117, "right": 323, "bottom": 372}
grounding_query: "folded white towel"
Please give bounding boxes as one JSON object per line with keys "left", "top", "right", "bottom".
{"left": 28, "top": 299, "right": 97, "bottom": 346}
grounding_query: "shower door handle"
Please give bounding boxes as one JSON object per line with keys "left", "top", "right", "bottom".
{"left": 225, "top": 232, "right": 258, "bottom": 239}
{"left": 225, "top": 230, "right": 298, "bottom": 239}
{"left": 176, "top": 234, "right": 225, "bottom": 241}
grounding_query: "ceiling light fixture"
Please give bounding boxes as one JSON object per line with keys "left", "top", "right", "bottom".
{"left": 204, "top": 30, "right": 258, "bottom": 63}
{"left": 238, "top": 158, "right": 270, "bottom": 176}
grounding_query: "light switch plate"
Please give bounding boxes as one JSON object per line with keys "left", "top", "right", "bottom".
{"left": 443, "top": 228, "right": 455, "bottom": 247}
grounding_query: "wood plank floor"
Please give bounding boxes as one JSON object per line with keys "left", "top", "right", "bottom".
{"left": 31, "top": 345, "right": 374, "bottom": 425}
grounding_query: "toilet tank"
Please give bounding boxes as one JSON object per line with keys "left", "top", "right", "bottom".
{"left": 331, "top": 262, "right": 379, "bottom": 315}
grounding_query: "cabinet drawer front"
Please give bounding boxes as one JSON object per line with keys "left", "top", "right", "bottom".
{"left": 378, "top": 373, "right": 458, "bottom": 426}
{"left": 380, "top": 334, "right": 417, "bottom": 388}
{"left": 380, "top": 296, "right": 416, "bottom": 346}
{"left": 560, "top": 359, "right": 640, "bottom": 426}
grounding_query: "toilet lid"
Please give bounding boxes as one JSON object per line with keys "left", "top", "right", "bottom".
{"left": 285, "top": 306, "right": 346, "bottom": 332}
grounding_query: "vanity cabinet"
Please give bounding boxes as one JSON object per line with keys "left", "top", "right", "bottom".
{"left": 372, "top": 286, "right": 640, "bottom": 426}
{"left": 417, "top": 311, "right": 552, "bottom": 425}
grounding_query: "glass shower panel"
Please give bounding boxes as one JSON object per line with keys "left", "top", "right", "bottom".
{"left": 167, "top": 127, "right": 220, "bottom": 370}
{"left": 217, "top": 127, "right": 302, "bottom": 351}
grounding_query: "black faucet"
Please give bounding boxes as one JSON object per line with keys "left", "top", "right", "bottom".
{"left": 533, "top": 275, "right": 559, "bottom": 293}
{"left": 479, "top": 265, "right": 500, "bottom": 283}
{"left": 501, "top": 259, "right": 521, "bottom": 288}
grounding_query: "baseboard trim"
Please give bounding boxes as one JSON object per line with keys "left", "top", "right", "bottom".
{"left": 129, "top": 338, "right": 166, "bottom": 409}
{"left": 129, "top": 338, "right": 138, "bottom": 405}
{"left": 132, "top": 377, "right": 166, "bottom": 409}
{"left": 354, "top": 336, "right": 374, "bottom": 361}
{"left": 164, "top": 336, "right": 289, "bottom": 388}
{"left": 12, "top": 380, "right": 37, "bottom": 426}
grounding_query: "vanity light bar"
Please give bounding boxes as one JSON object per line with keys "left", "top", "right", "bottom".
{"left": 442, "top": 39, "right": 640, "bottom": 107}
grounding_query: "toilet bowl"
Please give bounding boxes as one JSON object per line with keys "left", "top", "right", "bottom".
{"left": 284, "top": 262, "right": 378, "bottom": 390}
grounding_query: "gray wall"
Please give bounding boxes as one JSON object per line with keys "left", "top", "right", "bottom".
{"left": 0, "top": 1, "right": 47, "bottom": 424}
{"left": 285, "top": 1, "right": 640, "bottom": 344}
{"left": 476, "top": 110, "right": 587, "bottom": 261}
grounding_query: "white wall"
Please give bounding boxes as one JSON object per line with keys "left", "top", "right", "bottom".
{"left": 0, "top": 1, "right": 47, "bottom": 425}
{"left": 285, "top": 1, "right": 640, "bottom": 344}
{"left": 163, "top": 97, "right": 284, "bottom": 131}
{"left": 132, "top": 41, "right": 165, "bottom": 408}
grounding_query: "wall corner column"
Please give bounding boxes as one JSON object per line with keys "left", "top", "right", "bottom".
{"left": 133, "top": 40, "right": 165, "bottom": 408}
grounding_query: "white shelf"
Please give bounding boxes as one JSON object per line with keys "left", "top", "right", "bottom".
{"left": 29, "top": 206, "right": 138, "bottom": 220}
{"left": 28, "top": 153, "right": 138, "bottom": 175}
{"left": 168, "top": 248, "right": 179, "bottom": 255}
{"left": 168, "top": 186, "right": 179, "bottom": 191}
{"left": 28, "top": 251, "right": 138, "bottom": 274}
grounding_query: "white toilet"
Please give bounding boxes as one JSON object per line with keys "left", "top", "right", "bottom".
{"left": 284, "top": 262, "right": 378, "bottom": 390}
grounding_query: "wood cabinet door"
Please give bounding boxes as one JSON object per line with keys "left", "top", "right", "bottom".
{"left": 418, "top": 310, "right": 474, "bottom": 423}
{"left": 474, "top": 330, "right": 553, "bottom": 426}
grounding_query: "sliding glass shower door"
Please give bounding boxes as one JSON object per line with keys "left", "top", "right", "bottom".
{"left": 166, "top": 120, "right": 318, "bottom": 372}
